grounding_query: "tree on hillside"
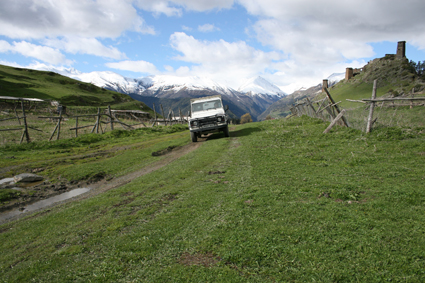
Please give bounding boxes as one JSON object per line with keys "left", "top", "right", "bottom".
{"left": 240, "top": 113, "right": 253, "bottom": 124}
{"left": 265, "top": 115, "right": 273, "bottom": 120}
{"left": 409, "top": 60, "right": 425, "bottom": 76}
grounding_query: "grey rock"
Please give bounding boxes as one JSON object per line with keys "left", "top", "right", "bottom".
{"left": 14, "top": 173, "right": 44, "bottom": 183}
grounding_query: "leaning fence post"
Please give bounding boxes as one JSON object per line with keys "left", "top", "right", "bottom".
{"left": 323, "top": 109, "right": 346, "bottom": 133}
{"left": 306, "top": 98, "right": 318, "bottom": 118}
{"left": 366, "top": 80, "right": 377, "bottom": 133}
{"left": 324, "top": 88, "right": 350, "bottom": 127}
{"left": 20, "top": 100, "right": 30, "bottom": 143}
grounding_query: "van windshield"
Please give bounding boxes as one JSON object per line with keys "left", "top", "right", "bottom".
{"left": 192, "top": 99, "right": 222, "bottom": 112}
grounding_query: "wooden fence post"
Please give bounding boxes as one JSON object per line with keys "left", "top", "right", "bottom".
{"left": 366, "top": 80, "right": 377, "bottom": 133}
{"left": 152, "top": 103, "right": 157, "bottom": 127}
{"left": 108, "top": 105, "right": 114, "bottom": 131}
{"left": 75, "top": 117, "right": 79, "bottom": 137}
{"left": 15, "top": 109, "right": 21, "bottom": 125}
{"left": 324, "top": 88, "right": 350, "bottom": 127}
{"left": 57, "top": 109, "right": 62, "bottom": 140}
{"left": 96, "top": 108, "right": 101, "bottom": 133}
{"left": 306, "top": 98, "right": 318, "bottom": 118}
{"left": 49, "top": 113, "right": 61, "bottom": 141}
{"left": 20, "top": 100, "right": 30, "bottom": 143}
{"left": 323, "top": 109, "right": 346, "bottom": 133}
{"left": 160, "top": 104, "right": 166, "bottom": 126}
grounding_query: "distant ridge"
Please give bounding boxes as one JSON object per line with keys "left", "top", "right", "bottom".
{"left": 30, "top": 65, "right": 286, "bottom": 121}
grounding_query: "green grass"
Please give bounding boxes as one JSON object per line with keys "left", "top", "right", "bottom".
{"left": 1, "top": 117, "right": 425, "bottom": 282}
{"left": 0, "top": 64, "right": 148, "bottom": 109}
{"left": 0, "top": 124, "right": 189, "bottom": 180}
{"left": 0, "top": 189, "right": 21, "bottom": 202}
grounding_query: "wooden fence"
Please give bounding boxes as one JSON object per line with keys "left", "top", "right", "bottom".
{"left": 290, "top": 88, "right": 349, "bottom": 133}
{"left": 290, "top": 80, "right": 425, "bottom": 133}
{"left": 0, "top": 102, "right": 188, "bottom": 145}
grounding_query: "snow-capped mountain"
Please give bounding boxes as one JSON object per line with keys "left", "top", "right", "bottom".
{"left": 30, "top": 65, "right": 285, "bottom": 121}
{"left": 327, "top": 72, "right": 345, "bottom": 85}
{"left": 238, "top": 76, "right": 286, "bottom": 97}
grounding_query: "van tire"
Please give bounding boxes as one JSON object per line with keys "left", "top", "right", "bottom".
{"left": 190, "top": 132, "right": 197, "bottom": 142}
{"left": 223, "top": 125, "right": 230, "bottom": 137}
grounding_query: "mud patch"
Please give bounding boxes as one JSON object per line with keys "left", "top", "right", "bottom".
{"left": 1, "top": 142, "right": 202, "bottom": 223}
{"left": 208, "top": 170, "right": 226, "bottom": 175}
{"left": 113, "top": 198, "right": 135, "bottom": 207}
{"left": 152, "top": 146, "right": 178, "bottom": 156}
{"left": 0, "top": 188, "right": 90, "bottom": 223}
{"left": 87, "top": 172, "right": 106, "bottom": 183}
{"left": 179, "top": 252, "right": 220, "bottom": 267}
{"left": 1, "top": 180, "right": 74, "bottom": 213}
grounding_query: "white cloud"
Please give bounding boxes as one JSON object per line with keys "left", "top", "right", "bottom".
{"left": 135, "top": 0, "right": 234, "bottom": 14}
{"left": 169, "top": 32, "right": 281, "bottom": 88}
{"left": 198, "top": 24, "right": 220, "bottom": 33}
{"left": 0, "top": 0, "right": 155, "bottom": 39}
{"left": 135, "top": 0, "right": 182, "bottom": 17}
{"left": 43, "top": 37, "right": 127, "bottom": 60}
{"left": 0, "top": 40, "right": 71, "bottom": 65}
{"left": 164, "top": 65, "right": 174, "bottom": 72}
{"left": 230, "top": 0, "right": 425, "bottom": 90}
{"left": 241, "top": 0, "right": 425, "bottom": 51}
{"left": 182, "top": 25, "right": 192, "bottom": 31}
{"left": 105, "top": 60, "right": 159, "bottom": 74}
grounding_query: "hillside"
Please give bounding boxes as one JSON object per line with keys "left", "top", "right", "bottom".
{"left": 0, "top": 64, "right": 152, "bottom": 113}
{"left": 330, "top": 55, "right": 425, "bottom": 108}
{"left": 262, "top": 56, "right": 425, "bottom": 119}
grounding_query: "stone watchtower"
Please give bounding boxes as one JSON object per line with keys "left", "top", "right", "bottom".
{"left": 396, "top": 41, "right": 406, "bottom": 59}
{"left": 345, "top": 68, "right": 353, "bottom": 81}
{"left": 322, "top": 79, "right": 328, "bottom": 91}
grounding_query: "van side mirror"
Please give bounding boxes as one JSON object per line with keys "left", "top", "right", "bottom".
{"left": 225, "top": 105, "right": 229, "bottom": 111}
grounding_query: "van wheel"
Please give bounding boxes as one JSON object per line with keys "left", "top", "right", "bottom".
{"left": 190, "top": 132, "right": 197, "bottom": 142}
{"left": 223, "top": 125, "right": 230, "bottom": 137}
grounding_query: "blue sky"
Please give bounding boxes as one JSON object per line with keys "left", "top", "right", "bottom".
{"left": 1, "top": 0, "right": 425, "bottom": 93}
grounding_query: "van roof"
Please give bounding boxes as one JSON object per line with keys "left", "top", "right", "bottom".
{"left": 190, "top": 95, "right": 222, "bottom": 103}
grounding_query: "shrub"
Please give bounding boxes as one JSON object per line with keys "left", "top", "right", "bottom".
{"left": 240, "top": 113, "right": 253, "bottom": 124}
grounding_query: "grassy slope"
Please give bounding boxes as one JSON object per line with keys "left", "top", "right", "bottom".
{"left": 265, "top": 56, "right": 425, "bottom": 119}
{"left": 1, "top": 118, "right": 425, "bottom": 282}
{"left": 0, "top": 64, "right": 153, "bottom": 113}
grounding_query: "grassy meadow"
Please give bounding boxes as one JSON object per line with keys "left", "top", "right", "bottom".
{"left": 1, "top": 116, "right": 425, "bottom": 282}
{"left": 0, "top": 64, "right": 132, "bottom": 106}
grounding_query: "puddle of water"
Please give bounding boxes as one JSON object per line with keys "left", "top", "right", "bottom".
{"left": 0, "top": 188, "right": 90, "bottom": 223}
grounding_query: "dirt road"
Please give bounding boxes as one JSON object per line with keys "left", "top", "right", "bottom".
{"left": 0, "top": 138, "right": 206, "bottom": 223}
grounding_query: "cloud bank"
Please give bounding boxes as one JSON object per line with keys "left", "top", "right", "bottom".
{"left": 1, "top": 0, "right": 425, "bottom": 93}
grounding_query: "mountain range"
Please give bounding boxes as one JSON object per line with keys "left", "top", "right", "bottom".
{"left": 32, "top": 65, "right": 286, "bottom": 121}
